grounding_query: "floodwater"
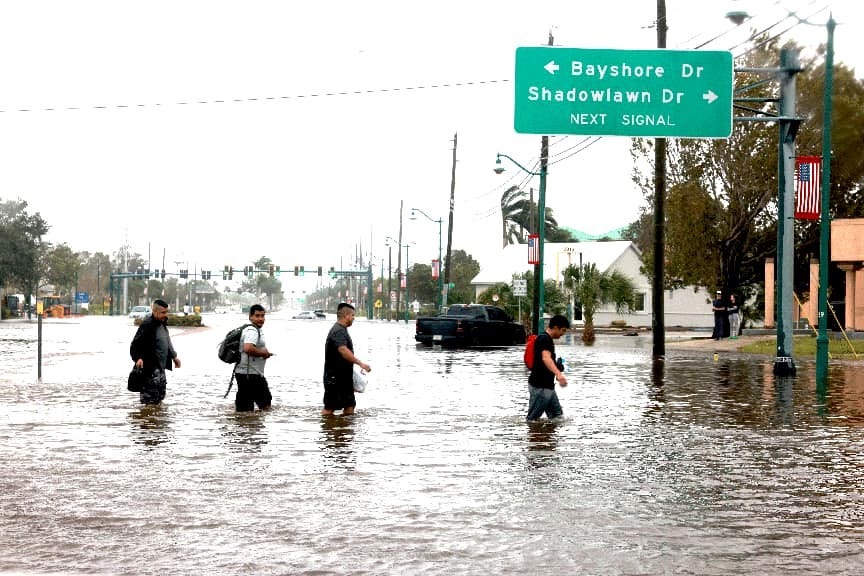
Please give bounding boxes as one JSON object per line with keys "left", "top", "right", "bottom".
{"left": 1, "top": 313, "right": 863, "bottom": 575}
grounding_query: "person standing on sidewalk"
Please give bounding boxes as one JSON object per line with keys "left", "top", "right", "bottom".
{"left": 234, "top": 304, "right": 274, "bottom": 412}
{"left": 727, "top": 293, "right": 740, "bottom": 339}
{"left": 712, "top": 290, "right": 727, "bottom": 340}
{"left": 322, "top": 302, "right": 371, "bottom": 416}
{"left": 130, "top": 299, "right": 181, "bottom": 405}
{"left": 526, "top": 314, "right": 570, "bottom": 422}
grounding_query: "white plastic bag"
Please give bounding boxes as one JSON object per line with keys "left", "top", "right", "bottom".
{"left": 352, "top": 365, "right": 368, "bottom": 393}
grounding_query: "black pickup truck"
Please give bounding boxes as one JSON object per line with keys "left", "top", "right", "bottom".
{"left": 415, "top": 304, "right": 527, "bottom": 347}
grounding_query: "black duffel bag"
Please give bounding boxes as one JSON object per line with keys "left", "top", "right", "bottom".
{"left": 127, "top": 366, "right": 146, "bottom": 392}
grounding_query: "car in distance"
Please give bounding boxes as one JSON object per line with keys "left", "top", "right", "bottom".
{"left": 128, "top": 305, "right": 151, "bottom": 320}
{"left": 293, "top": 310, "right": 319, "bottom": 320}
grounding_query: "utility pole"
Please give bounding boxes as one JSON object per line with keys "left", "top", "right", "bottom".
{"left": 396, "top": 201, "right": 404, "bottom": 320}
{"left": 531, "top": 31, "right": 553, "bottom": 335}
{"left": 444, "top": 132, "right": 457, "bottom": 306}
{"left": 652, "top": 0, "right": 667, "bottom": 361}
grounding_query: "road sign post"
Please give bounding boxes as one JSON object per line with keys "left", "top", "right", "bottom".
{"left": 514, "top": 47, "right": 733, "bottom": 138}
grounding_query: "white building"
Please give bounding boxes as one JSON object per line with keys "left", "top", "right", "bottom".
{"left": 470, "top": 241, "right": 715, "bottom": 328}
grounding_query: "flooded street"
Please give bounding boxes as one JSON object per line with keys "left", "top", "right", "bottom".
{"left": 1, "top": 313, "right": 863, "bottom": 575}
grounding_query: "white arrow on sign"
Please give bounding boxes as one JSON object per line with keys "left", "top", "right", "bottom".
{"left": 702, "top": 90, "right": 718, "bottom": 104}
{"left": 544, "top": 60, "right": 560, "bottom": 75}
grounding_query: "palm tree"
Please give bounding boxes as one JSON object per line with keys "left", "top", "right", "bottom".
{"left": 501, "top": 186, "right": 572, "bottom": 247}
{"left": 501, "top": 185, "right": 528, "bottom": 247}
{"left": 563, "top": 262, "right": 636, "bottom": 344}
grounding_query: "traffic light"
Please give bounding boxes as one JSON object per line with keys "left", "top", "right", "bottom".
{"left": 153, "top": 269, "right": 160, "bottom": 278}
{"left": 245, "top": 266, "right": 253, "bottom": 278}
{"left": 299, "top": 265, "right": 305, "bottom": 276}
{"left": 274, "top": 265, "right": 280, "bottom": 277}
{"left": 180, "top": 269, "right": 188, "bottom": 279}
{"left": 317, "top": 266, "right": 323, "bottom": 276}
{"left": 294, "top": 265, "right": 299, "bottom": 276}
{"left": 269, "top": 264, "right": 275, "bottom": 277}
{"left": 161, "top": 270, "right": 166, "bottom": 280}
{"left": 329, "top": 266, "right": 336, "bottom": 277}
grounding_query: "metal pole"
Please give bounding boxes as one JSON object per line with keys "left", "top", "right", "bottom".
{"left": 652, "top": 0, "right": 667, "bottom": 361}
{"left": 437, "top": 218, "right": 443, "bottom": 312}
{"left": 37, "top": 312, "right": 42, "bottom": 382}
{"left": 367, "top": 265, "right": 373, "bottom": 320}
{"left": 404, "top": 244, "right": 410, "bottom": 322}
{"left": 388, "top": 245, "right": 392, "bottom": 321}
{"left": 535, "top": 147, "right": 548, "bottom": 335}
{"left": 816, "top": 16, "right": 835, "bottom": 381}
{"left": 773, "top": 48, "right": 799, "bottom": 376}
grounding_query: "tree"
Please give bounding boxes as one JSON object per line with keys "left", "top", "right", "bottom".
{"left": 77, "top": 252, "right": 113, "bottom": 309}
{"left": 563, "top": 263, "right": 636, "bottom": 344}
{"left": 500, "top": 186, "right": 575, "bottom": 246}
{"left": 43, "top": 244, "right": 82, "bottom": 299}
{"left": 0, "top": 198, "right": 50, "bottom": 312}
{"left": 627, "top": 34, "right": 864, "bottom": 313}
{"left": 407, "top": 263, "right": 437, "bottom": 305}
{"left": 445, "top": 250, "right": 481, "bottom": 304}
{"left": 501, "top": 185, "right": 529, "bottom": 247}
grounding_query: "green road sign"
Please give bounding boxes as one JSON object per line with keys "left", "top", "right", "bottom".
{"left": 514, "top": 47, "right": 733, "bottom": 138}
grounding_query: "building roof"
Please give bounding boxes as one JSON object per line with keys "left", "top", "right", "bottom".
{"left": 471, "top": 240, "right": 639, "bottom": 286}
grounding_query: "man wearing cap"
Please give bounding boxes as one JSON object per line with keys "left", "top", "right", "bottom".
{"left": 130, "top": 298, "right": 181, "bottom": 405}
{"left": 322, "top": 302, "right": 371, "bottom": 416}
{"left": 711, "top": 290, "right": 726, "bottom": 341}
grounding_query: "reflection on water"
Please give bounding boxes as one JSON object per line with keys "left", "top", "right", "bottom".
{"left": 319, "top": 414, "right": 356, "bottom": 465}
{"left": 1, "top": 315, "right": 863, "bottom": 574}
{"left": 220, "top": 412, "right": 269, "bottom": 452}
{"left": 128, "top": 405, "right": 173, "bottom": 447}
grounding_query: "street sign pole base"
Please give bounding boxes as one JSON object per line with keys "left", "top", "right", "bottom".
{"left": 772, "top": 356, "right": 797, "bottom": 377}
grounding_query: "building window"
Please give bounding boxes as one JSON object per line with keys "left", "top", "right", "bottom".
{"left": 634, "top": 292, "right": 646, "bottom": 312}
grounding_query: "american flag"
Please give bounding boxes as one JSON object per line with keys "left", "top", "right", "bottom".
{"left": 527, "top": 234, "right": 539, "bottom": 265}
{"left": 795, "top": 156, "right": 822, "bottom": 220}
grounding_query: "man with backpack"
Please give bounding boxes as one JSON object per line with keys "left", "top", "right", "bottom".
{"left": 526, "top": 314, "right": 570, "bottom": 422}
{"left": 234, "top": 304, "right": 274, "bottom": 412}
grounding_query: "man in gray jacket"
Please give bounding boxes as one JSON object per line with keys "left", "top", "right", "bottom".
{"left": 130, "top": 299, "right": 181, "bottom": 405}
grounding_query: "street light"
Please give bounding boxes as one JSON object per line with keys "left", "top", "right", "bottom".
{"left": 494, "top": 152, "right": 547, "bottom": 335}
{"left": 410, "top": 207, "right": 443, "bottom": 312}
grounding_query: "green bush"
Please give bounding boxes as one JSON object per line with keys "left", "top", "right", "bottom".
{"left": 134, "top": 313, "right": 203, "bottom": 327}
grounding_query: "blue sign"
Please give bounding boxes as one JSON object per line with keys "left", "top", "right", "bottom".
{"left": 75, "top": 291, "right": 89, "bottom": 304}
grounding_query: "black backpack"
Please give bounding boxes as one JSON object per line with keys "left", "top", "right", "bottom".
{"left": 217, "top": 323, "right": 259, "bottom": 364}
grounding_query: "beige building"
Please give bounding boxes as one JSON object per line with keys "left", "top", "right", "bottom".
{"left": 770, "top": 219, "right": 864, "bottom": 331}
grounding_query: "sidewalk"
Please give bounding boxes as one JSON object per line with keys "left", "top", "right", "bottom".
{"left": 665, "top": 333, "right": 772, "bottom": 353}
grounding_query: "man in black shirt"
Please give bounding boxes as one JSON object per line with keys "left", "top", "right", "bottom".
{"left": 527, "top": 314, "right": 570, "bottom": 421}
{"left": 322, "top": 302, "right": 371, "bottom": 416}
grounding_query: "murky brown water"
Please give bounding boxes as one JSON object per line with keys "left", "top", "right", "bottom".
{"left": 1, "top": 314, "right": 863, "bottom": 574}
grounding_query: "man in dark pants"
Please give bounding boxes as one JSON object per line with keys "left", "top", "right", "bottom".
{"left": 322, "top": 302, "right": 371, "bottom": 416}
{"left": 130, "top": 299, "right": 181, "bottom": 405}
{"left": 712, "top": 290, "right": 727, "bottom": 340}
{"left": 234, "top": 304, "right": 274, "bottom": 412}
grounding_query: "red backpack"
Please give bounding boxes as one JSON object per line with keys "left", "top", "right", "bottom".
{"left": 523, "top": 334, "right": 538, "bottom": 369}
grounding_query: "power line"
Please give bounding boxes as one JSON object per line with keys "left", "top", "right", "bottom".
{"left": 0, "top": 78, "right": 511, "bottom": 114}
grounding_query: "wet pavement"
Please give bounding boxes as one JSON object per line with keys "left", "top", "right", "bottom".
{"left": 1, "top": 313, "right": 863, "bottom": 575}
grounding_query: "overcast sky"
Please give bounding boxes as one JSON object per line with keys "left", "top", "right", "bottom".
{"left": 1, "top": 0, "right": 860, "bottom": 282}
